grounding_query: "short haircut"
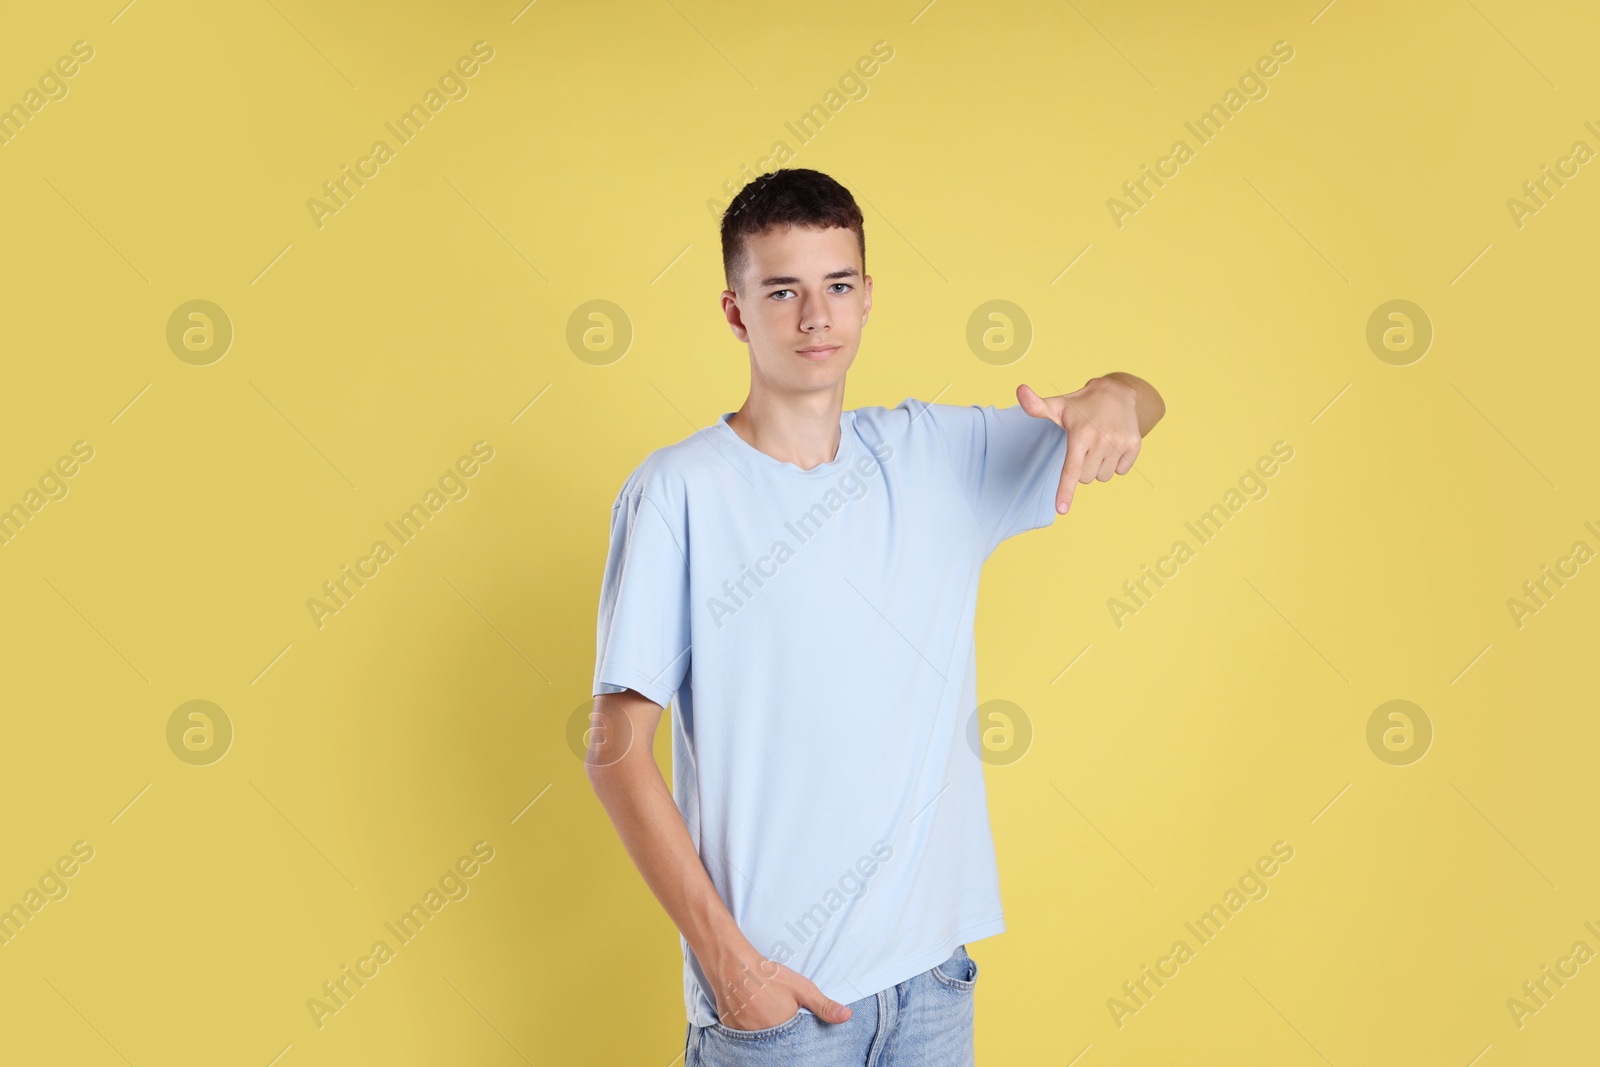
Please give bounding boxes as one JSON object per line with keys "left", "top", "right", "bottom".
{"left": 720, "top": 168, "right": 866, "bottom": 294}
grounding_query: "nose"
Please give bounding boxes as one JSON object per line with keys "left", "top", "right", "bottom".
{"left": 799, "top": 290, "right": 833, "bottom": 333}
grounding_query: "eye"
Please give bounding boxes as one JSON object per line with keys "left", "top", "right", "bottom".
{"left": 829, "top": 283, "right": 852, "bottom": 293}
{"left": 770, "top": 289, "right": 794, "bottom": 300}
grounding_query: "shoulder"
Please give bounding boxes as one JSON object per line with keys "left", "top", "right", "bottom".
{"left": 608, "top": 423, "right": 725, "bottom": 519}
{"left": 853, "top": 396, "right": 976, "bottom": 436}
{"left": 853, "top": 397, "right": 988, "bottom": 457}
{"left": 866, "top": 397, "right": 994, "bottom": 427}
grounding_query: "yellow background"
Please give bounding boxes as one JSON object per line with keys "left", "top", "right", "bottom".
{"left": 2, "top": 0, "right": 1596, "bottom": 1064}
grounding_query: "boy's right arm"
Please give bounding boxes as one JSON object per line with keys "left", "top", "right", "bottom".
{"left": 584, "top": 688, "right": 853, "bottom": 1029}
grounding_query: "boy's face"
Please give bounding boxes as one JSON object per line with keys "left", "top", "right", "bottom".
{"left": 721, "top": 224, "right": 871, "bottom": 399}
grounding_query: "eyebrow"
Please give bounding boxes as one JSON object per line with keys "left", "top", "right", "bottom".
{"left": 758, "top": 267, "right": 860, "bottom": 288}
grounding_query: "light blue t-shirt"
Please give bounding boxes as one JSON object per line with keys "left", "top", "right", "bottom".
{"left": 592, "top": 397, "right": 1069, "bottom": 1027}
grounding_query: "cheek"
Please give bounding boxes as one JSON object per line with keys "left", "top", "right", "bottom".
{"left": 764, "top": 301, "right": 801, "bottom": 328}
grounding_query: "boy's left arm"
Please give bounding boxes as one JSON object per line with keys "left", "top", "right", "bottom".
{"left": 1016, "top": 372, "right": 1166, "bottom": 516}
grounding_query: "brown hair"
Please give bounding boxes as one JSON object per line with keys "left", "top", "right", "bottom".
{"left": 720, "top": 168, "right": 865, "bottom": 293}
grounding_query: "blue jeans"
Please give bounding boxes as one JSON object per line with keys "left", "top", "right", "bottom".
{"left": 685, "top": 944, "right": 978, "bottom": 1066}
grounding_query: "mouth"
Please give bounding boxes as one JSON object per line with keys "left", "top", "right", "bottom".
{"left": 795, "top": 345, "right": 841, "bottom": 360}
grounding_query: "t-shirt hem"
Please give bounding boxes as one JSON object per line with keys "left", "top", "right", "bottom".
{"left": 685, "top": 913, "right": 1009, "bottom": 1027}
{"left": 593, "top": 665, "right": 676, "bottom": 710}
{"left": 685, "top": 911, "right": 1010, "bottom": 1027}
{"left": 831, "top": 913, "right": 1007, "bottom": 1006}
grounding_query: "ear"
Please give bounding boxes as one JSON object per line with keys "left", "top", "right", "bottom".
{"left": 721, "top": 289, "right": 751, "bottom": 342}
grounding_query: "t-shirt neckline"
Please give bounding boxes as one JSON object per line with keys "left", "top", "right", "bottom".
{"left": 714, "top": 409, "right": 859, "bottom": 479}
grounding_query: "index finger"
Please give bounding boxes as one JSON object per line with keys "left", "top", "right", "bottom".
{"left": 1056, "top": 441, "right": 1086, "bottom": 514}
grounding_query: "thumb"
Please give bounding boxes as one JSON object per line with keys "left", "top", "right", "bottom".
{"left": 801, "top": 984, "right": 852, "bottom": 1023}
{"left": 1016, "top": 383, "right": 1053, "bottom": 420}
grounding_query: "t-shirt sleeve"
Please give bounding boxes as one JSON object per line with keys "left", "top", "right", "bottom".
{"left": 592, "top": 489, "right": 692, "bottom": 710}
{"left": 922, "top": 400, "right": 1070, "bottom": 554}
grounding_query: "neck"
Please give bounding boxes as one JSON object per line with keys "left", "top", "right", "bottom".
{"left": 727, "top": 387, "right": 845, "bottom": 471}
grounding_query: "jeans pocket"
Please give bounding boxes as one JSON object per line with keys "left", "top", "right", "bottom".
{"left": 710, "top": 1006, "right": 809, "bottom": 1040}
{"left": 931, "top": 944, "right": 978, "bottom": 991}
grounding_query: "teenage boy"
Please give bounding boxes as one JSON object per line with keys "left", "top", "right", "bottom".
{"left": 588, "top": 168, "right": 1164, "bottom": 1066}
